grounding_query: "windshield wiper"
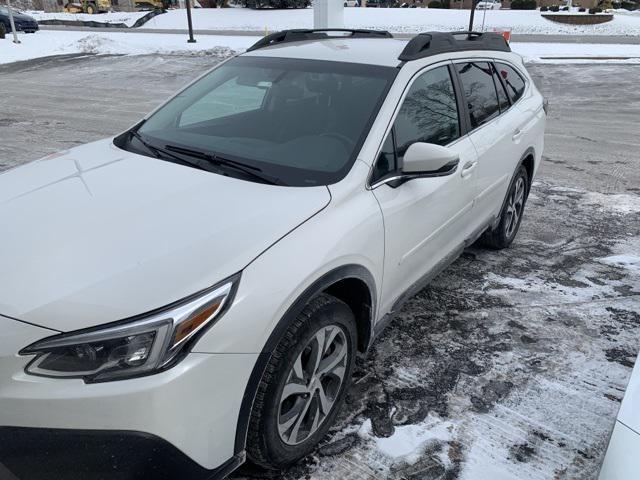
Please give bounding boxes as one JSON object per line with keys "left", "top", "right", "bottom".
{"left": 164, "top": 144, "right": 285, "bottom": 186}
{"left": 129, "top": 130, "right": 209, "bottom": 173}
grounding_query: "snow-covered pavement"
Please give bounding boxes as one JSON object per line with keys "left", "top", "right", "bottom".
{"left": 2, "top": 30, "right": 640, "bottom": 66}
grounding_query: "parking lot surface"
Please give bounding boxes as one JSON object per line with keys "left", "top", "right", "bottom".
{"left": 1, "top": 55, "right": 639, "bottom": 479}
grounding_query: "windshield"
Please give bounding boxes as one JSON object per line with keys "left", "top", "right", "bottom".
{"left": 120, "top": 56, "right": 397, "bottom": 186}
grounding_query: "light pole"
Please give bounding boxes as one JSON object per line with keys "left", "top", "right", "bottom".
{"left": 5, "top": 0, "right": 20, "bottom": 44}
{"left": 185, "top": 0, "right": 196, "bottom": 43}
{"left": 468, "top": 0, "right": 479, "bottom": 31}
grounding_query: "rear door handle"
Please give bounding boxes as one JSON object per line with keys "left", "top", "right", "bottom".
{"left": 461, "top": 160, "right": 477, "bottom": 178}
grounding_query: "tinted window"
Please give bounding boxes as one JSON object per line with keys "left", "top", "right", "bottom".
{"left": 491, "top": 63, "right": 510, "bottom": 113}
{"left": 456, "top": 62, "right": 500, "bottom": 129}
{"left": 393, "top": 66, "right": 460, "bottom": 161}
{"left": 372, "top": 132, "right": 396, "bottom": 182}
{"left": 495, "top": 62, "right": 526, "bottom": 104}
{"left": 127, "top": 56, "right": 396, "bottom": 187}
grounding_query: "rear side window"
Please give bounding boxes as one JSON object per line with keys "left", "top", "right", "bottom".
{"left": 495, "top": 62, "right": 526, "bottom": 104}
{"left": 456, "top": 62, "right": 500, "bottom": 129}
{"left": 491, "top": 63, "right": 511, "bottom": 113}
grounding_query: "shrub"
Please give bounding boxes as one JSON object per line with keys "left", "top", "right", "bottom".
{"left": 549, "top": 4, "right": 560, "bottom": 11}
{"left": 540, "top": 4, "right": 548, "bottom": 10}
{"left": 589, "top": 6, "right": 597, "bottom": 11}
{"left": 578, "top": 6, "right": 586, "bottom": 10}
{"left": 511, "top": 0, "right": 537, "bottom": 9}
{"left": 0, "top": 22, "right": 5, "bottom": 40}
{"left": 428, "top": 0, "right": 442, "bottom": 6}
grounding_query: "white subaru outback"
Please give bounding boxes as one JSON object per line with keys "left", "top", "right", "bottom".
{"left": 0, "top": 30, "right": 545, "bottom": 479}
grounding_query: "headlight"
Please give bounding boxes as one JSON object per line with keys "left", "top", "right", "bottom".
{"left": 20, "top": 274, "right": 239, "bottom": 383}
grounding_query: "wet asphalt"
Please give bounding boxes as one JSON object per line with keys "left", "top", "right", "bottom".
{"left": 1, "top": 54, "right": 639, "bottom": 479}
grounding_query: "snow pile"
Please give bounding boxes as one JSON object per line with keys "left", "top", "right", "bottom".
{"left": 140, "top": 8, "right": 640, "bottom": 36}
{"left": 29, "top": 11, "right": 149, "bottom": 27}
{"left": 0, "top": 31, "right": 256, "bottom": 65}
{"left": 3, "top": 29, "right": 640, "bottom": 66}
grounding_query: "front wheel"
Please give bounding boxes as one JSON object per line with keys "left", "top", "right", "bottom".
{"left": 479, "top": 165, "right": 529, "bottom": 249}
{"left": 246, "top": 293, "right": 357, "bottom": 470}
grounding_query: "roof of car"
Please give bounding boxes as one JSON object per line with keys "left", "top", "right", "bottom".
{"left": 243, "top": 30, "right": 512, "bottom": 67}
{"left": 243, "top": 36, "right": 409, "bottom": 68}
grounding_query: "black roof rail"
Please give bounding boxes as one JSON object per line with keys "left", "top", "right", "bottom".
{"left": 398, "top": 31, "right": 510, "bottom": 62}
{"left": 246, "top": 29, "right": 394, "bottom": 52}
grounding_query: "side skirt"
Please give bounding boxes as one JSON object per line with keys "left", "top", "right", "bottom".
{"left": 372, "top": 219, "right": 493, "bottom": 340}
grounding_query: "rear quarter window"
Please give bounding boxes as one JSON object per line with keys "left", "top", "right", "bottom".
{"left": 495, "top": 62, "right": 527, "bottom": 104}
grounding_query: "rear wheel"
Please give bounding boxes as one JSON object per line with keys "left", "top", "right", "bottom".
{"left": 246, "top": 293, "right": 357, "bottom": 469}
{"left": 479, "top": 165, "right": 529, "bottom": 249}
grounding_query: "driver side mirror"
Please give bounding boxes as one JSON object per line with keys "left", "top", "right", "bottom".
{"left": 402, "top": 142, "right": 460, "bottom": 177}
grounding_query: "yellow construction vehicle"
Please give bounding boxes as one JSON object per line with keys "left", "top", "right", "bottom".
{"left": 63, "top": 0, "right": 112, "bottom": 14}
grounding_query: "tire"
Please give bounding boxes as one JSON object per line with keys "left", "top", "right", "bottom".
{"left": 479, "top": 165, "right": 529, "bottom": 249}
{"left": 86, "top": 3, "right": 97, "bottom": 14}
{"left": 246, "top": 293, "right": 357, "bottom": 470}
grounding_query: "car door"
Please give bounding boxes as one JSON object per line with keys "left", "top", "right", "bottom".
{"left": 454, "top": 60, "right": 524, "bottom": 223}
{"left": 371, "top": 64, "right": 479, "bottom": 315}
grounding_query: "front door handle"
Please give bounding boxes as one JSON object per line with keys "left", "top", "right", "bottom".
{"left": 461, "top": 160, "right": 477, "bottom": 178}
{"left": 512, "top": 128, "right": 524, "bottom": 141}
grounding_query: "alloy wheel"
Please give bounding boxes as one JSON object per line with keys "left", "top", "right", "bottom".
{"left": 505, "top": 176, "right": 525, "bottom": 239}
{"left": 277, "top": 325, "right": 348, "bottom": 446}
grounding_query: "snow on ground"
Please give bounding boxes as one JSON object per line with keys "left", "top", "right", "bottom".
{"left": 0, "top": 30, "right": 258, "bottom": 65}
{"left": 140, "top": 7, "right": 640, "bottom": 35}
{"left": 27, "top": 10, "right": 149, "bottom": 27}
{"left": 517, "top": 42, "right": 640, "bottom": 63}
{"left": 2, "top": 30, "right": 640, "bottom": 65}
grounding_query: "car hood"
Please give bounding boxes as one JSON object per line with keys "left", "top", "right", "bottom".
{"left": 0, "top": 139, "right": 330, "bottom": 332}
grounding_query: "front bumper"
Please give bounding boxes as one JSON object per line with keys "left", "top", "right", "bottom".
{"left": 0, "top": 427, "right": 245, "bottom": 480}
{"left": 0, "top": 315, "right": 257, "bottom": 476}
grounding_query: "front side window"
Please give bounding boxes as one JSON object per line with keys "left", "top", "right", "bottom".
{"left": 456, "top": 62, "right": 500, "bottom": 129}
{"left": 371, "top": 66, "right": 460, "bottom": 182}
{"left": 495, "top": 62, "right": 526, "bottom": 104}
{"left": 394, "top": 66, "right": 461, "bottom": 161}
{"left": 120, "top": 56, "right": 396, "bottom": 187}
